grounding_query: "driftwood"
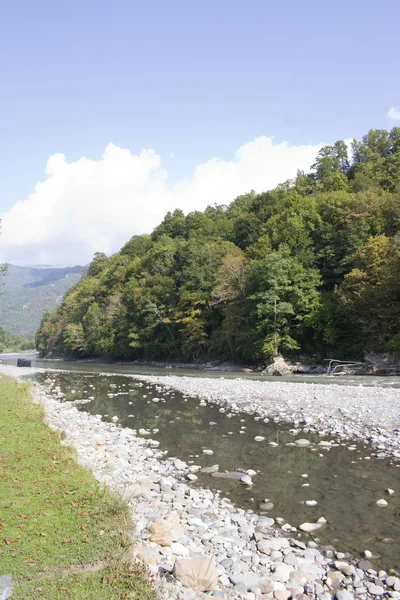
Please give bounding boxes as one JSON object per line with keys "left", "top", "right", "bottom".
{"left": 325, "top": 359, "right": 364, "bottom": 376}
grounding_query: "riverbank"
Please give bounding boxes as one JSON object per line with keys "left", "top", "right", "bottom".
{"left": 0, "top": 372, "right": 154, "bottom": 600}
{"left": 3, "top": 364, "right": 400, "bottom": 600}
{"left": 127, "top": 374, "right": 400, "bottom": 461}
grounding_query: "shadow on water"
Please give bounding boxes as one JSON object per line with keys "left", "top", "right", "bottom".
{"left": 33, "top": 370, "right": 400, "bottom": 571}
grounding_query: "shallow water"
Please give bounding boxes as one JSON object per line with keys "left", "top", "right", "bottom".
{"left": 3, "top": 353, "right": 400, "bottom": 387}
{"left": 34, "top": 370, "right": 400, "bottom": 570}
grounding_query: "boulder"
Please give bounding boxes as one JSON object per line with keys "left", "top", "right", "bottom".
{"left": 148, "top": 514, "right": 184, "bottom": 545}
{"left": 174, "top": 557, "right": 218, "bottom": 593}
{"left": 263, "top": 356, "right": 293, "bottom": 376}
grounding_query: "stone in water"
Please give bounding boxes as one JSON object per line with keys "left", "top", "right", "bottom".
{"left": 376, "top": 499, "right": 388, "bottom": 507}
{"left": 299, "top": 522, "right": 324, "bottom": 533}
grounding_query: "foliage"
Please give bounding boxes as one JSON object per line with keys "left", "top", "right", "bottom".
{"left": 0, "top": 326, "right": 34, "bottom": 352}
{"left": 0, "top": 376, "right": 154, "bottom": 599}
{"left": 0, "top": 264, "right": 83, "bottom": 336}
{"left": 36, "top": 127, "right": 400, "bottom": 362}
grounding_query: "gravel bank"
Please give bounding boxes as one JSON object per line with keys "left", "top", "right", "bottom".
{"left": 1, "top": 365, "right": 400, "bottom": 600}
{"left": 127, "top": 375, "right": 400, "bottom": 460}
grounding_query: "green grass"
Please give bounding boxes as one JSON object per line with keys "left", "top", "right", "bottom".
{"left": 0, "top": 375, "right": 155, "bottom": 600}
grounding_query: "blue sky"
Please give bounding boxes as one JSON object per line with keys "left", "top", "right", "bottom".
{"left": 0, "top": 0, "right": 399, "bottom": 264}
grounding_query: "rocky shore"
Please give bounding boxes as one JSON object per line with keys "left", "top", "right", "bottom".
{"left": 1, "top": 364, "right": 399, "bottom": 600}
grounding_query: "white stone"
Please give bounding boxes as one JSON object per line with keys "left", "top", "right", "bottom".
{"left": 240, "top": 475, "right": 253, "bottom": 485}
{"left": 376, "top": 499, "right": 388, "bottom": 507}
{"left": 254, "top": 436, "right": 265, "bottom": 442}
{"left": 299, "top": 522, "right": 324, "bottom": 533}
{"left": 171, "top": 542, "right": 190, "bottom": 556}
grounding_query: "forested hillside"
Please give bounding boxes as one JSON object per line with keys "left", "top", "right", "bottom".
{"left": 0, "top": 265, "right": 84, "bottom": 336}
{"left": 36, "top": 128, "right": 400, "bottom": 363}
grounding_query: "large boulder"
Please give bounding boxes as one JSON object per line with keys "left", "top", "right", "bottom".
{"left": 174, "top": 557, "right": 219, "bottom": 593}
{"left": 263, "top": 356, "right": 293, "bottom": 376}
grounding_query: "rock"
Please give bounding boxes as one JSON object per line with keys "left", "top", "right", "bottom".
{"left": 376, "top": 499, "right": 388, "bottom": 507}
{"left": 240, "top": 474, "right": 253, "bottom": 485}
{"left": 0, "top": 575, "right": 13, "bottom": 600}
{"left": 272, "top": 564, "right": 294, "bottom": 582}
{"left": 174, "top": 557, "right": 219, "bottom": 593}
{"left": 137, "top": 548, "right": 159, "bottom": 566}
{"left": 174, "top": 459, "right": 187, "bottom": 470}
{"left": 200, "top": 465, "right": 219, "bottom": 473}
{"left": 259, "top": 580, "right": 275, "bottom": 594}
{"left": 257, "top": 538, "right": 290, "bottom": 554}
{"left": 230, "top": 573, "right": 262, "bottom": 589}
{"left": 294, "top": 439, "right": 311, "bottom": 446}
{"left": 148, "top": 514, "right": 184, "bottom": 545}
{"left": 387, "top": 577, "right": 400, "bottom": 591}
{"left": 335, "top": 591, "right": 354, "bottom": 600}
{"left": 387, "top": 488, "right": 395, "bottom": 495}
{"left": 305, "top": 500, "right": 317, "bottom": 507}
{"left": 274, "top": 590, "right": 291, "bottom": 600}
{"left": 367, "top": 584, "right": 385, "bottom": 595}
{"left": 259, "top": 502, "right": 274, "bottom": 511}
{"left": 220, "top": 558, "right": 233, "bottom": 569}
{"left": 263, "top": 356, "right": 293, "bottom": 376}
{"left": 171, "top": 542, "right": 190, "bottom": 556}
{"left": 233, "top": 582, "right": 249, "bottom": 594}
{"left": 299, "top": 522, "right": 324, "bottom": 533}
{"left": 246, "top": 469, "right": 257, "bottom": 477}
{"left": 211, "top": 471, "right": 244, "bottom": 480}
{"left": 254, "top": 436, "right": 265, "bottom": 442}
{"left": 111, "top": 415, "right": 118, "bottom": 422}
{"left": 258, "top": 517, "right": 275, "bottom": 527}
{"left": 203, "top": 449, "right": 214, "bottom": 455}
{"left": 363, "top": 550, "right": 372, "bottom": 559}
{"left": 187, "top": 473, "right": 198, "bottom": 481}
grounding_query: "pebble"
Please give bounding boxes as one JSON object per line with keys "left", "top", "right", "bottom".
{"left": 299, "top": 522, "right": 324, "bottom": 533}
{"left": 367, "top": 583, "right": 385, "bottom": 595}
{"left": 376, "top": 499, "right": 388, "bottom": 507}
{"left": 336, "top": 591, "right": 354, "bottom": 600}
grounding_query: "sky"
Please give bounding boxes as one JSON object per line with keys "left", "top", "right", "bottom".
{"left": 0, "top": 0, "right": 399, "bottom": 266}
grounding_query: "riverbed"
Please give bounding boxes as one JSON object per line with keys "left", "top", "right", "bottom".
{"left": 1, "top": 359, "right": 399, "bottom": 599}
{"left": 31, "top": 369, "right": 400, "bottom": 570}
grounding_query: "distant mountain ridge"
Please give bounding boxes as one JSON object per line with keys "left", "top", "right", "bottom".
{"left": 0, "top": 264, "right": 84, "bottom": 336}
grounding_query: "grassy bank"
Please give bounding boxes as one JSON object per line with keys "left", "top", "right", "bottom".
{"left": 0, "top": 375, "right": 155, "bottom": 600}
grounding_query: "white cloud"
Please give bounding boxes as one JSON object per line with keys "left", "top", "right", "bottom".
{"left": 388, "top": 106, "right": 400, "bottom": 120}
{"left": 0, "top": 136, "right": 323, "bottom": 266}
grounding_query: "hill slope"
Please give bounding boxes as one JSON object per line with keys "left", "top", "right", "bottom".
{"left": 36, "top": 127, "right": 400, "bottom": 362}
{"left": 0, "top": 265, "right": 84, "bottom": 336}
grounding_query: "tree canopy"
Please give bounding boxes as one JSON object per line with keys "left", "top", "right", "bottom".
{"left": 36, "top": 128, "right": 400, "bottom": 363}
